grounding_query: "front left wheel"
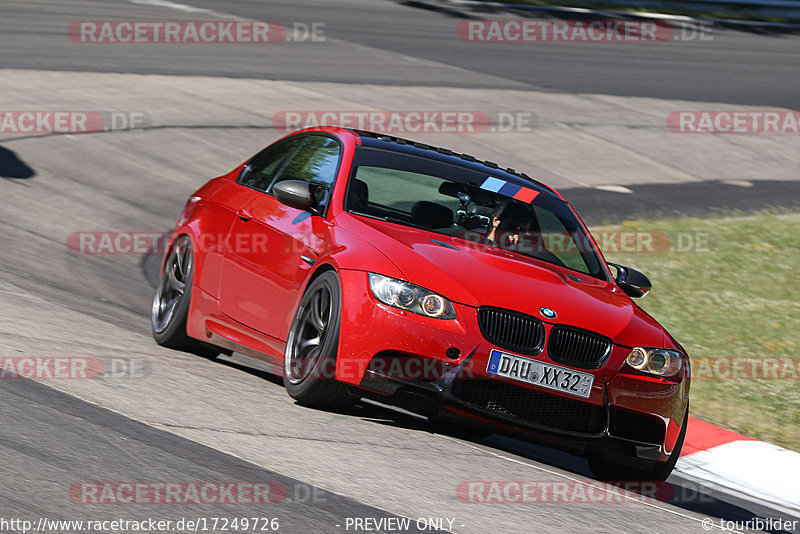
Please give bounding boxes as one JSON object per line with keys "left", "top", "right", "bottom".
{"left": 283, "top": 271, "right": 356, "bottom": 409}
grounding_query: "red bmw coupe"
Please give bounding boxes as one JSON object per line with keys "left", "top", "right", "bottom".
{"left": 152, "top": 127, "right": 690, "bottom": 481}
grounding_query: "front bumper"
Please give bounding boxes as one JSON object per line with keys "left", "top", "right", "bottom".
{"left": 336, "top": 270, "right": 689, "bottom": 462}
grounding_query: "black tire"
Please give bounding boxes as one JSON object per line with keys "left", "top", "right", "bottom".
{"left": 589, "top": 406, "right": 688, "bottom": 482}
{"left": 151, "top": 235, "right": 219, "bottom": 359}
{"left": 283, "top": 271, "right": 356, "bottom": 408}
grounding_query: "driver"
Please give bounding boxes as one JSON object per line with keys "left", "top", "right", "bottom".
{"left": 485, "top": 201, "right": 530, "bottom": 249}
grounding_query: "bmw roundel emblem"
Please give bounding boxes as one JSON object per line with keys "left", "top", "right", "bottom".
{"left": 540, "top": 307, "right": 557, "bottom": 319}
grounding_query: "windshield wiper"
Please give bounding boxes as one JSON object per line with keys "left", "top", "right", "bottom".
{"left": 349, "top": 211, "right": 434, "bottom": 232}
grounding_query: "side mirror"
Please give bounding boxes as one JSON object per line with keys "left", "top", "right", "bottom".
{"left": 273, "top": 180, "right": 325, "bottom": 213}
{"left": 607, "top": 262, "right": 652, "bottom": 298}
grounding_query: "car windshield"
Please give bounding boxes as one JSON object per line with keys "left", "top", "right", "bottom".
{"left": 346, "top": 147, "right": 606, "bottom": 279}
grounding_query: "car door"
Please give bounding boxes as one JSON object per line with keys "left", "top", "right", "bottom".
{"left": 219, "top": 134, "right": 342, "bottom": 340}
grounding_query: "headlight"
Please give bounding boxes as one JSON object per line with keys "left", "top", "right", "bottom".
{"left": 625, "top": 347, "right": 682, "bottom": 377}
{"left": 368, "top": 273, "right": 457, "bottom": 320}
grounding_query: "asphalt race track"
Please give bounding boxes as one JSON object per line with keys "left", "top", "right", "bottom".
{"left": 0, "top": 378, "right": 433, "bottom": 533}
{"left": 1, "top": 0, "right": 799, "bottom": 533}
{"left": 3, "top": 0, "right": 800, "bottom": 107}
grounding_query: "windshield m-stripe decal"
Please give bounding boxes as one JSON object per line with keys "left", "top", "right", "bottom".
{"left": 480, "top": 177, "right": 540, "bottom": 203}
{"left": 479, "top": 176, "right": 506, "bottom": 192}
{"left": 513, "top": 187, "right": 539, "bottom": 203}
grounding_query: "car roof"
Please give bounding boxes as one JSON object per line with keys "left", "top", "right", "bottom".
{"left": 348, "top": 129, "right": 563, "bottom": 200}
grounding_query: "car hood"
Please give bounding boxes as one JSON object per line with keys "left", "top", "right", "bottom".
{"left": 341, "top": 215, "right": 668, "bottom": 345}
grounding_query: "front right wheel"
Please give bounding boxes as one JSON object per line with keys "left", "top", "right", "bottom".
{"left": 283, "top": 271, "right": 356, "bottom": 409}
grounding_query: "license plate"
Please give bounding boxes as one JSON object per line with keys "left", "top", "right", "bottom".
{"left": 486, "top": 349, "right": 594, "bottom": 398}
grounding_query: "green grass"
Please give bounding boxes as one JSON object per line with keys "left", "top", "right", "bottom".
{"left": 595, "top": 212, "right": 800, "bottom": 451}
{"left": 476, "top": 0, "right": 800, "bottom": 24}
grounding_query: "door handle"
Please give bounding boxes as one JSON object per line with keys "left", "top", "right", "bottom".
{"left": 236, "top": 208, "right": 253, "bottom": 222}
